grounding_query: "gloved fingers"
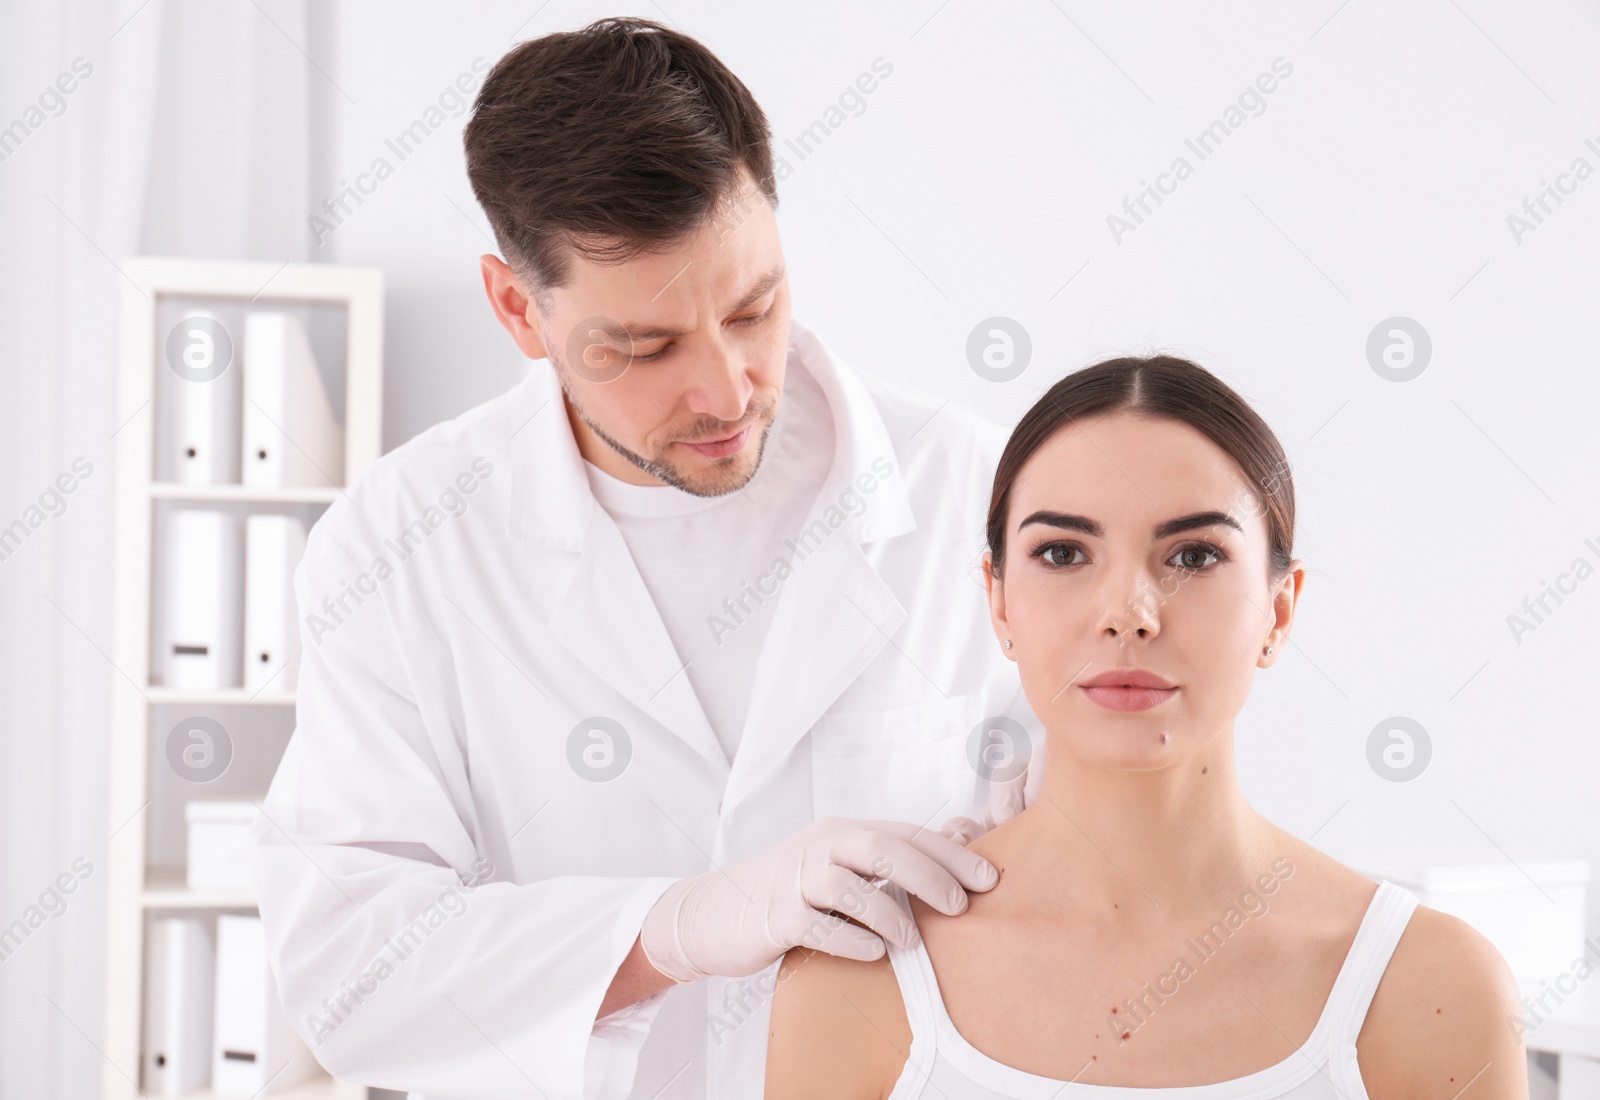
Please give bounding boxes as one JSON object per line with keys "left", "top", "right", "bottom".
{"left": 797, "top": 862, "right": 920, "bottom": 949}
{"left": 825, "top": 825, "right": 993, "bottom": 917}
{"left": 838, "top": 818, "right": 998, "bottom": 895}
{"left": 934, "top": 814, "right": 984, "bottom": 845}
{"left": 796, "top": 909, "right": 890, "bottom": 963}
{"left": 984, "top": 765, "right": 1030, "bottom": 829}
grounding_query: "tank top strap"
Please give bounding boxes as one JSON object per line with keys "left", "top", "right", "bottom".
{"left": 880, "top": 884, "right": 942, "bottom": 1098}
{"left": 1324, "top": 880, "right": 1420, "bottom": 1085}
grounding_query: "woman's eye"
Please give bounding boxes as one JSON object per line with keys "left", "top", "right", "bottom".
{"left": 1169, "top": 543, "right": 1224, "bottom": 571}
{"left": 1033, "top": 542, "right": 1085, "bottom": 567}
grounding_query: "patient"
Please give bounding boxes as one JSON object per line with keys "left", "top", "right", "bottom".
{"left": 766, "top": 355, "right": 1527, "bottom": 1099}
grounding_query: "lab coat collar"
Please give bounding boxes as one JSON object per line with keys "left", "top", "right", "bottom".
{"left": 506, "top": 316, "right": 917, "bottom": 550}
{"left": 506, "top": 317, "right": 919, "bottom": 791}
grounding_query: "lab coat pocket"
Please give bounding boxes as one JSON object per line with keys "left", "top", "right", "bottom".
{"left": 809, "top": 694, "right": 980, "bottom": 827}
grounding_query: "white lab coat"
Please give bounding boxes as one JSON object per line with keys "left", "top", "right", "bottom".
{"left": 254, "top": 318, "right": 1043, "bottom": 1099}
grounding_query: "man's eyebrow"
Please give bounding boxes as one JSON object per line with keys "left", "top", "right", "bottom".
{"left": 1015, "top": 510, "right": 1243, "bottom": 539}
{"left": 727, "top": 264, "right": 787, "bottom": 313}
{"left": 606, "top": 264, "right": 786, "bottom": 343}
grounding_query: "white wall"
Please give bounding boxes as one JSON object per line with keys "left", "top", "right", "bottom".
{"left": 2, "top": 2, "right": 1597, "bottom": 1094}
{"left": 314, "top": 0, "right": 1600, "bottom": 926}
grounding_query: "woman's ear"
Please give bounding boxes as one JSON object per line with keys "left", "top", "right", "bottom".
{"left": 1265, "top": 558, "right": 1306, "bottom": 657}
{"left": 982, "top": 551, "right": 1015, "bottom": 660}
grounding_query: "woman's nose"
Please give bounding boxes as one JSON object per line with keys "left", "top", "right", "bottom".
{"left": 1099, "top": 569, "right": 1162, "bottom": 643}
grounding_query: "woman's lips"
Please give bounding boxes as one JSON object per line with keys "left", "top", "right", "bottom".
{"left": 1080, "top": 684, "right": 1179, "bottom": 712}
{"left": 680, "top": 424, "right": 752, "bottom": 458}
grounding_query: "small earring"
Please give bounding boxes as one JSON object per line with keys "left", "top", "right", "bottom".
{"left": 1263, "top": 646, "right": 1274, "bottom": 656}
{"left": 1003, "top": 639, "right": 1013, "bottom": 650}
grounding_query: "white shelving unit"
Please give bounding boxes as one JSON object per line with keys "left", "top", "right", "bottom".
{"left": 104, "top": 258, "right": 384, "bottom": 1100}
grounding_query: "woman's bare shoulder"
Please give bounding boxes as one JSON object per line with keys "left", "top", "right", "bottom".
{"left": 765, "top": 944, "right": 914, "bottom": 1100}
{"left": 1276, "top": 835, "right": 1528, "bottom": 1099}
{"left": 1355, "top": 901, "right": 1528, "bottom": 1099}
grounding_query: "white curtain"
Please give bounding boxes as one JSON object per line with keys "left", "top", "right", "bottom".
{"left": 0, "top": 1, "right": 312, "bottom": 1093}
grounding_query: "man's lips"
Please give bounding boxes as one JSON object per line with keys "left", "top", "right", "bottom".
{"left": 679, "top": 424, "right": 752, "bottom": 458}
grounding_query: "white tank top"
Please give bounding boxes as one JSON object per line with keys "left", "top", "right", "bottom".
{"left": 882, "top": 879, "right": 1419, "bottom": 1100}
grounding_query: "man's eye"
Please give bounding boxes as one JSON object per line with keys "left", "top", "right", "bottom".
{"left": 620, "top": 308, "right": 770, "bottom": 365}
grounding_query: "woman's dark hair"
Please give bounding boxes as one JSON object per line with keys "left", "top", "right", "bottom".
{"left": 464, "top": 17, "right": 777, "bottom": 300}
{"left": 987, "top": 355, "right": 1295, "bottom": 581}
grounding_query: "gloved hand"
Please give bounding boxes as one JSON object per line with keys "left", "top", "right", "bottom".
{"left": 933, "top": 756, "right": 1031, "bottom": 844}
{"left": 638, "top": 816, "right": 1002, "bottom": 983}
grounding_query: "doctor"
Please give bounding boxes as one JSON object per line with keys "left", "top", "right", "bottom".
{"left": 255, "top": 15, "right": 1040, "bottom": 1100}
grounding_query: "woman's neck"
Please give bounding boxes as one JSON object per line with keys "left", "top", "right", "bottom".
{"left": 973, "top": 738, "right": 1288, "bottom": 934}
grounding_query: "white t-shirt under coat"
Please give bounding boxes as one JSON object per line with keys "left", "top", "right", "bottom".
{"left": 582, "top": 341, "right": 835, "bottom": 766}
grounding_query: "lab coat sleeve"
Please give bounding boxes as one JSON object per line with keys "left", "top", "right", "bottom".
{"left": 254, "top": 520, "right": 680, "bottom": 1100}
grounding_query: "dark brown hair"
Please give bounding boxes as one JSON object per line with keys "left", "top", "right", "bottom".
{"left": 464, "top": 17, "right": 777, "bottom": 301}
{"left": 987, "top": 355, "right": 1295, "bottom": 580}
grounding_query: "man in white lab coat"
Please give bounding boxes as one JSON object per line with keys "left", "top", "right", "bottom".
{"left": 255, "top": 16, "right": 1040, "bottom": 1099}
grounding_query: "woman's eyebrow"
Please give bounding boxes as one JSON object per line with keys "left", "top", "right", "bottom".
{"left": 1016, "top": 510, "right": 1243, "bottom": 538}
{"left": 1017, "top": 510, "right": 1101, "bottom": 537}
{"left": 1153, "top": 511, "right": 1243, "bottom": 538}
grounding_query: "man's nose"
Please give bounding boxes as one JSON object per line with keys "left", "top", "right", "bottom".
{"left": 683, "top": 337, "right": 752, "bottom": 424}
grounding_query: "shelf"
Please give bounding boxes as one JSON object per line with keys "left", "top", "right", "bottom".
{"left": 150, "top": 482, "right": 343, "bottom": 504}
{"left": 142, "top": 866, "right": 258, "bottom": 910}
{"left": 146, "top": 686, "right": 297, "bottom": 707}
{"left": 108, "top": 258, "right": 385, "bottom": 1100}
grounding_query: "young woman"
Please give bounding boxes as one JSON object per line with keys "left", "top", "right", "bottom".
{"left": 765, "top": 355, "right": 1526, "bottom": 1099}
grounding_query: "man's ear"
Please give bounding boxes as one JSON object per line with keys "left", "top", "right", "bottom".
{"left": 480, "top": 254, "right": 550, "bottom": 360}
{"left": 983, "top": 551, "right": 1015, "bottom": 661}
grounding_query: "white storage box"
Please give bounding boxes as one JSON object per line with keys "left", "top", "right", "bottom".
{"left": 1355, "top": 851, "right": 1591, "bottom": 997}
{"left": 185, "top": 801, "right": 258, "bottom": 893}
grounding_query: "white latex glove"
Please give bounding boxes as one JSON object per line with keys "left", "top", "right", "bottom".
{"left": 933, "top": 754, "right": 1032, "bottom": 845}
{"left": 638, "top": 816, "right": 1001, "bottom": 983}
